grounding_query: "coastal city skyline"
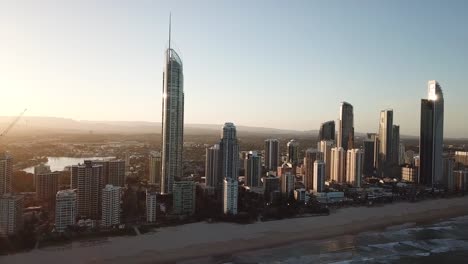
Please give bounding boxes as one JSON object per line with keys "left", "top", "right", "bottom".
{"left": 2, "top": 2, "right": 468, "bottom": 263}
{"left": 1, "top": 1, "right": 468, "bottom": 137}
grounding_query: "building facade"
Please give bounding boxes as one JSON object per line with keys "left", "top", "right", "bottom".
{"left": 287, "top": 139, "right": 299, "bottom": 165}
{"left": 74, "top": 161, "right": 103, "bottom": 219}
{"left": 245, "top": 151, "right": 262, "bottom": 187}
{"left": 161, "top": 21, "right": 184, "bottom": 194}
{"left": 346, "top": 149, "right": 364, "bottom": 187}
{"left": 172, "top": 181, "right": 196, "bottom": 215}
{"left": 0, "top": 154, "right": 12, "bottom": 196}
{"left": 101, "top": 185, "right": 121, "bottom": 227}
{"left": 0, "top": 194, "right": 23, "bottom": 237}
{"left": 303, "top": 148, "right": 322, "bottom": 191}
{"left": 419, "top": 80, "right": 444, "bottom": 186}
{"left": 36, "top": 171, "right": 59, "bottom": 210}
{"left": 146, "top": 190, "right": 158, "bottom": 223}
{"left": 331, "top": 147, "right": 346, "bottom": 183}
{"left": 313, "top": 160, "right": 326, "bottom": 193}
{"left": 149, "top": 151, "right": 162, "bottom": 186}
{"left": 55, "top": 189, "right": 76, "bottom": 233}
{"left": 223, "top": 178, "right": 238, "bottom": 215}
{"left": 318, "top": 140, "right": 333, "bottom": 181}
{"left": 264, "top": 139, "right": 280, "bottom": 172}
{"left": 337, "top": 102, "right": 354, "bottom": 150}
{"left": 378, "top": 109, "right": 393, "bottom": 177}
{"left": 319, "top": 121, "right": 335, "bottom": 141}
{"left": 205, "top": 144, "right": 221, "bottom": 188}
{"left": 220, "top": 123, "right": 239, "bottom": 180}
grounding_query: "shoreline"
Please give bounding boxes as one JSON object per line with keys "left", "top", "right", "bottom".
{"left": 3, "top": 196, "right": 468, "bottom": 264}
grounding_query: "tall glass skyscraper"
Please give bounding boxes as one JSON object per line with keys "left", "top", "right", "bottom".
{"left": 337, "top": 102, "right": 354, "bottom": 150}
{"left": 220, "top": 123, "right": 239, "bottom": 180}
{"left": 378, "top": 109, "right": 393, "bottom": 177}
{"left": 319, "top": 120, "right": 335, "bottom": 141}
{"left": 161, "top": 18, "right": 184, "bottom": 194}
{"left": 419, "top": 80, "right": 444, "bottom": 186}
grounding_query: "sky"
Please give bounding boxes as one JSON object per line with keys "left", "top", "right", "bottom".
{"left": 0, "top": 0, "right": 467, "bottom": 137}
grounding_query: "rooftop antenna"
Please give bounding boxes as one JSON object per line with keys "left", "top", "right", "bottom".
{"left": 169, "top": 13, "right": 172, "bottom": 52}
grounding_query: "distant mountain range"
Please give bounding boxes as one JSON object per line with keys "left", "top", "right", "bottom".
{"left": 0, "top": 116, "right": 423, "bottom": 139}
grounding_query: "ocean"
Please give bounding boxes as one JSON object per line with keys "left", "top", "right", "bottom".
{"left": 222, "top": 215, "right": 468, "bottom": 264}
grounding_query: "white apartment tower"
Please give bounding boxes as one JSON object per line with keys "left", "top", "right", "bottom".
{"left": 101, "top": 185, "right": 121, "bottom": 227}
{"left": 223, "top": 178, "right": 238, "bottom": 215}
{"left": 55, "top": 189, "right": 77, "bottom": 233}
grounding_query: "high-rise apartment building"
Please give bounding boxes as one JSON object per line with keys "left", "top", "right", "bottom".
{"left": 0, "top": 154, "right": 12, "bottom": 196}
{"left": 419, "top": 80, "right": 444, "bottom": 186}
{"left": 264, "top": 139, "right": 280, "bottom": 172}
{"left": 331, "top": 147, "right": 346, "bottom": 183}
{"left": 392, "top": 125, "right": 400, "bottom": 165}
{"left": 363, "top": 139, "right": 375, "bottom": 177}
{"left": 74, "top": 161, "right": 103, "bottom": 219}
{"left": 346, "top": 149, "right": 364, "bottom": 187}
{"left": 313, "top": 160, "right": 326, "bottom": 193}
{"left": 149, "top": 151, "right": 162, "bottom": 185}
{"left": 0, "top": 194, "right": 23, "bottom": 237}
{"left": 33, "top": 164, "right": 50, "bottom": 188}
{"left": 146, "top": 190, "right": 157, "bottom": 223}
{"left": 205, "top": 144, "right": 220, "bottom": 187}
{"left": 220, "top": 123, "right": 239, "bottom": 180}
{"left": 337, "top": 102, "right": 354, "bottom": 150}
{"left": 318, "top": 140, "right": 333, "bottom": 180}
{"left": 378, "top": 109, "right": 393, "bottom": 177}
{"left": 55, "top": 189, "right": 76, "bottom": 233}
{"left": 281, "top": 172, "right": 295, "bottom": 197}
{"left": 172, "top": 181, "right": 196, "bottom": 215}
{"left": 303, "top": 148, "right": 322, "bottom": 191}
{"left": 36, "top": 171, "right": 59, "bottom": 210}
{"left": 287, "top": 139, "right": 299, "bottom": 165}
{"left": 245, "top": 151, "right": 262, "bottom": 187}
{"left": 223, "top": 178, "right": 238, "bottom": 215}
{"left": 101, "top": 185, "right": 121, "bottom": 227}
{"left": 161, "top": 18, "right": 184, "bottom": 194}
{"left": 319, "top": 121, "right": 335, "bottom": 141}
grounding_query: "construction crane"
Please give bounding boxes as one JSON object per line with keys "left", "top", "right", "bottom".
{"left": 0, "top": 108, "right": 27, "bottom": 138}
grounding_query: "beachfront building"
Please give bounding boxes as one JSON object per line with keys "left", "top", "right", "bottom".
{"left": 173, "top": 181, "right": 196, "bottom": 215}
{"left": 223, "top": 178, "right": 238, "bottom": 215}
{"left": 33, "top": 164, "right": 50, "bottom": 188}
{"left": 101, "top": 185, "right": 121, "bottom": 227}
{"left": 146, "top": 190, "right": 158, "bottom": 223}
{"left": 149, "top": 151, "right": 162, "bottom": 186}
{"left": 346, "top": 149, "right": 364, "bottom": 187}
{"left": 303, "top": 148, "right": 322, "bottom": 191}
{"left": 36, "top": 171, "right": 59, "bottom": 210}
{"left": 74, "top": 161, "right": 103, "bottom": 219}
{"left": 0, "top": 194, "right": 24, "bottom": 237}
{"left": 263, "top": 176, "right": 280, "bottom": 203}
{"left": 318, "top": 140, "right": 334, "bottom": 180}
{"left": 264, "top": 139, "right": 280, "bottom": 172}
{"left": 0, "top": 154, "right": 12, "bottom": 196}
{"left": 91, "top": 159, "right": 126, "bottom": 187}
{"left": 205, "top": 144, "right": 221, "bottom": 188}
{"left": 331, "top": 147, "right": 346, "bottom": 183}
{"left": 161, "top": 20, "right": 185, "bottom": 194}
{"left": 378, "top": 109, "right": 393, "bottom": 177}
{"left": 245, "top": 151, "right": 262, "bottom": 187}
{"left": 419, "top": 80, "right": 444, "bottom": 187}
{"left": 313, "top": 160, "right": 326, "bottom": 193}
{"left": 220, "top": 123, "right": 240, "bottom": 180}
{"left": 55, "top": 189, "right": 77, "bottom": 233}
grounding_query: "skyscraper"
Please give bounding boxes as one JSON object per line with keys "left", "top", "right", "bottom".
{"left": 161, "top": 16, "right": 184, "bottom": 194}
{"left": 391, "top": 125, "right": 400, "bottom": 165}
{"left": 36, "top": 171, "right": 59, "bottom": 210}
{"left": 378, "top": 109, "right": 393, "bottom": 177}
{"left": 101, "top": 185, "right": 121, "bottom": 227}
{"left": 0, "top": 194, "right": 23, "bottom": 237}
{"left": 287, "top": 139, "right": 299, "bottom": 165}
{"left": 149, "top": 151, "right": 162, "bottom": 186}
{"left": 303, "top": 148, "right": 322, "bottom": 191}
{"left": 346, "top": 149, "right": 364, "bottom": 187}
{"left": 146, "top": 190, "right": 157, "bottom": 223}
{"left": 337, "top": 102, "right": 354, "bottom": 150}
{"left": 281, "top": 172, "right": 295, "bottom": 197}
{"left": 34, "top": 164, "right": 50, "bottom": 188}
{"left": 220, "top": 123, "right": 239, "bottom": 180}
{"left": 205, "top": 144, "right": 221, "bottom": 187}
{"left": 55, "top": 189, "right": 76, "bottom": 233}
{"left": 331, "top": 147, "right": 346, "bottom": 183}
{"left": 0, "top": 154, "right": 12, "bottom": 195}
{"left": 172, "top": 181, "right": 196, "bottom": 215}
{"left": 318, "top": 140, "right": 334, "bottom": 180}
{"left": 313, "top": 160, "right": 326, "bottom": 193}
{"left": 245, "top": 151, "right": 262, "bottom": 187}
{"left": 419, "top": 80, "right": 444, "bottom": 186}
{"left": 264, "top": 139, "right": 280, "bottom": 172}
{"left": 223, "top": 178, "right": 238, "bottom": 215}
{"left": 74, "top": 161, "right": 103, "bottom": 219}
{"left": 319, "top": 121, "right": 335, "bottom": 141}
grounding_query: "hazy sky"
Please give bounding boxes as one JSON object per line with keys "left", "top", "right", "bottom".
{"left": 1, "top": 0, "right": 467, "bottom": 137}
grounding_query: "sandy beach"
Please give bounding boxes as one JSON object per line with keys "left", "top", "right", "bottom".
{"left": 2, "top": 196, "right": 468, "bottom": 263}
